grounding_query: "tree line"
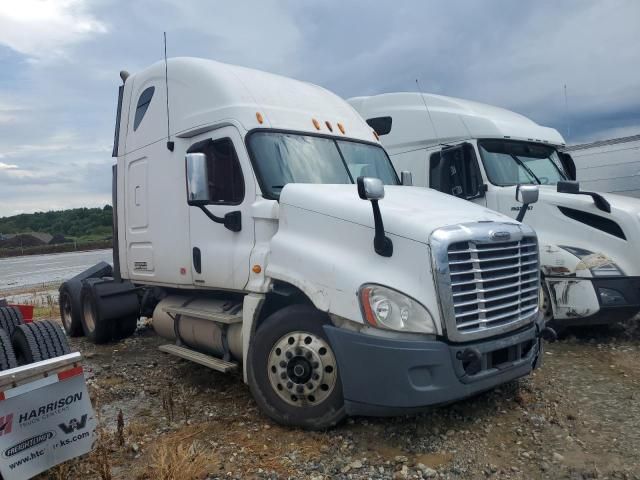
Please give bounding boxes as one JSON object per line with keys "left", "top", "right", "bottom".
{"left": 0, "top": 206, "right": 113, "bottom": 239}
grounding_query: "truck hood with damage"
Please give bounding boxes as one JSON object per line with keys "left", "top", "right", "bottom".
{"left": 278, "top": 184, "right": 514, "bottom": 243}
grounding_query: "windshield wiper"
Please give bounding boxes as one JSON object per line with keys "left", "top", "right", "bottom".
{"left": 510, "top": 154, "right": 541, "bottom": 184}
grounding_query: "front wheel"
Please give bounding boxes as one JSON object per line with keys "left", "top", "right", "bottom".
{"left": 247, "top": 304, "right": 346, "bottom": 429}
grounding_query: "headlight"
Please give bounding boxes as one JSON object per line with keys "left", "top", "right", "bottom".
{"left": 359, "top": 284, "right": 436, "bottom": 334}
{"left": 558, "top": 245, "right": 624, "bottom": 276}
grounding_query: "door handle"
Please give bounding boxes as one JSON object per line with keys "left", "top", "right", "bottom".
{"left": 134, "top": 185, "right": 141, "bottom": 206}
{"left": 192, "top": 247, "right": 201, "bottom": 274}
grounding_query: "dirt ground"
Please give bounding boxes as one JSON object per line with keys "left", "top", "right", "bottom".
{"left": 24, "top": 314, "right": 636, "bottom": 480}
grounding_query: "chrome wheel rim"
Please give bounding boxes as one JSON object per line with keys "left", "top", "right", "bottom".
{"left": 82, "top": 296, "right": 96, "bottom": 333}
{"left": 268, "top": 331, "right": 337, "bottom": 407}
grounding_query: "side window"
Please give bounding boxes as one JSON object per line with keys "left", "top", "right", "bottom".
{"left": 429, "top": 144, "right": 482, "bottom": 199}
{"left": 366, "top": 116, "right": 392, "bottom": 136}
{"left": 133, "top": 86, "right": 155, "bottom": 131}
{"left": 189, "top": 138, "right": 244, "bottom": 204}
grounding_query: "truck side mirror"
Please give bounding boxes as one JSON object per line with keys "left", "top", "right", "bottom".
{"left": 515, "top": 184, "right": 539, "bottom": 222}
{"left": 516, "top": 184, "right": 539, "bottom": 205}
{"left": 401, "top": 171, "right": 413, "bottom": 186}
{"left": 357, "top": 176, "right": 385, "bottom": 200}
{"left": 557, "top": 180, "right": 580, "bottom": 194}
{"left": 186, "top": 153, "right": 210, "bottom": 205}
{"left": 357, "top": 177, "right": 393, "bottom": 257}
{"left": 185, "top": 152, "right": 242, "bottom": 232}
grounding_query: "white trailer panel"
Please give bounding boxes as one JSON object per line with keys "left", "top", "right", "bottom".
{"left": 564, "top": 135, "right": 640, "bottom": 198}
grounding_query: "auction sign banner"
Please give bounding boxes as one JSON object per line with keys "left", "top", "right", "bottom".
{"left": 0, "top": 366, "right": 96, "bottom": 480}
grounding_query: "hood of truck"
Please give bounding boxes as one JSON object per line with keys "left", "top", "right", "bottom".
{"left": 494, "top": 185, "right": 640, "bottom": 275}
{"left": 279, "top": 184, "right": 514, "bottom": 242}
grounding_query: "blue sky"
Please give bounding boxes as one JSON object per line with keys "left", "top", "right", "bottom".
{"left": 1, "top": 0, "right": 639, "bottom": 216}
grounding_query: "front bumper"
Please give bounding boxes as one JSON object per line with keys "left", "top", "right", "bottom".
{"left": 549, "top": 276, "right": 640, "bottom": 326}
{"left": 324, "top": 316, "right": 543, "bottom": 416}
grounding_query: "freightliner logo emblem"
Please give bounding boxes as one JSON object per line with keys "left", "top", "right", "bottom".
{"left": 490, "top": 231, "right": 511, "bottom": 241}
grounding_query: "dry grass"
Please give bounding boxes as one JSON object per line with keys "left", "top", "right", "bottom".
{"left": 142, "top": 434, "right": 211, "bottom": 480}
{"left": 88, "top": 423, "right": 113, "bottom": 480}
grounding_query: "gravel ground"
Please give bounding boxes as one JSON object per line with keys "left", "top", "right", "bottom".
{"left": 37, "top": 318, "right": 640, "bottom": 480}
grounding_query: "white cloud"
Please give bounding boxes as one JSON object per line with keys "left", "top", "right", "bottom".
{"left": 0, "top": 0, "right": 107, "bottom": 58}
{"left": 0, "top": 161, "right": 18, "bottom": 169}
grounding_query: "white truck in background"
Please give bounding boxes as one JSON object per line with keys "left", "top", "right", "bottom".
{"left": 350, "top": 93, "right": 640, "bottom": 332}
{"left": 58, "top": 58, "right": 554, "bottom": 429}
{"left": 563, "top": 134, "right": 640, "bottom": 198}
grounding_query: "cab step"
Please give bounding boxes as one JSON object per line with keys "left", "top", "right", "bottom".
{"left": 159, "top": 344, "right": 238, "bottom": 373}
{"left": 163, "top": 305, "right": 242, "bottom": 324}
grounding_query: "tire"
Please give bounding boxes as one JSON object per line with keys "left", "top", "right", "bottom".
{"left": 59, "top": 280, "right": 84, "bottom": 337}
{"left": 12, "top": 321, "right": 71, "bottom": 366}
{"left": 80, "top": 282, "right": 113, "bottom": 344}
{"left": 247, "top": 304, "right": 346, "bottom": 430}
{"left": 112, "top": 315, "right": 138, "bottom": 340}
{"left": 0, "top": 328, "right": 17, "bottom": 371}
{"left": 0, "top": 306, "right": 23, "bottom": 337}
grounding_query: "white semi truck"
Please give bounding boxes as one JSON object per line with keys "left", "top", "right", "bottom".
{"left": 59, "top": 59, "right": 553, "bottom": 429}
{"left": 350, "top": 93, "right": 640, "bottom": 331}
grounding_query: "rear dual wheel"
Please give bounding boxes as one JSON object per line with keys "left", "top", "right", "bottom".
{"left": 247, "top": 305, "right": 345, "bottom": 429}
{"left": 80, "top": 282, "right": 137, "bottom": 344}
{"left": 59, "top": 280, "right": 84, "bottom": 337}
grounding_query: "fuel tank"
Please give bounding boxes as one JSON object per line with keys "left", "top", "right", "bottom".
{"left": 152, "top": 295, "right": 243, "bottom": 361}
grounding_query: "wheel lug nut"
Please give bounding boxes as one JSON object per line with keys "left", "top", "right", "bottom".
{"left": 307, "top": 383, "right": 313, "bottom": 389}
{"left": 280, "top": 372, "right": 287, "bottom": 379}
{"left": 295, "top": 347, "right": 302, "bottom": 355}
{"left": 312, "top": 373, "right": 320, "bottom": 380}
{"left": 286, "top": 381, "right": 293, "bottom": 389}
{"left": 285, "top": 351, "right": 293, "bottom": 359}
{"left": 279, "top": 361, "right": 286, "bottom": 368}
{"left": 312, "top": 362, "right": 319, "bottom": 369}
{"left": 305, "top": 352, "right": 312, "bottom": 360}
{"left": 296, "top": 385, "right": 304, "bottom": 394}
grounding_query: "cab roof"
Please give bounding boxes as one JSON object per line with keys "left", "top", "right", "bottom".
{"left": 127, "top": 57, "right": 379, "bottom": 143}
{"left": 348, "top": 92, "right": 565, "bottom": 153}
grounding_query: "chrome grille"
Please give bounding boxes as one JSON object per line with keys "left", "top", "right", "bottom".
{"left": 447, "top": 237, "right": 539, "bottom": 334}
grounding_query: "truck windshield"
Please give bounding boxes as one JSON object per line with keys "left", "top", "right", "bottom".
{"left": 248, "top": 131, "right": 399, "bottom": 198}
{"left": 478, "top": 140, "right": 567, "bottom": 186}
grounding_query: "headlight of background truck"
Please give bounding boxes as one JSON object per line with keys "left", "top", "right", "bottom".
{"left": 359, "top": 284, "right": 436, "bottom": 334}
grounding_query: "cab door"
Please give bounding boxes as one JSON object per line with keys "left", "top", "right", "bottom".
{"left": 428, "top": 142, "right": 487, "bottom": 207}
{"left": 186, "top": 126, "right": 255, "bottom": 290}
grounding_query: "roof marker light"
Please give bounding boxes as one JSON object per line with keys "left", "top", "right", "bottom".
{"left": 337, "top": 122, "right": 345, "bottom": 134}
{"left": 256, "top": 112, "right": 264, "bottom": 124}
{"left": 312, "top": 118, "right": 321, "bottom": 130}
{"left": 325, "top": 121, "right": 333, "bottom": 132}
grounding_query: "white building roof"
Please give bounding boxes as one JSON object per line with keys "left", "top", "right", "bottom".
{"left": 348, "top": 92, "right": 565, "bottom": 153}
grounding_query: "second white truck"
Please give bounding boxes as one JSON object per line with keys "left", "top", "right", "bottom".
{"left": 59, "top": 59, "right": 552, "bottom": 429}
{"left": 350, "top": 93, "right": 640, "bottom": 331}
